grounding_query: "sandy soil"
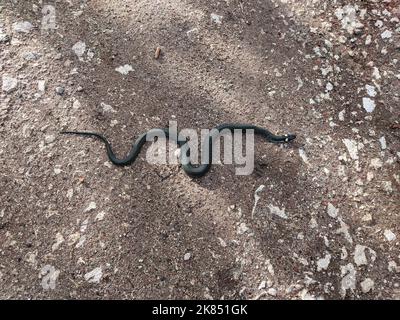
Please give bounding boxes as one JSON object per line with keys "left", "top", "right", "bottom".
{"left": 0, "top": 0, "right": 399, "bottom": 299}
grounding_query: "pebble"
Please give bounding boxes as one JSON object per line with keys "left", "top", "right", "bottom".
{"left": 381, "top": 30, "right": 392, "bottom": 39}
{"left": 2, "top": 75, "right": 18, "bottom": 93}
{"left": 12, "top": 21, "right": 33, "bottom": 33}
{"left": 115, "top": 64, "right": 133, "bottom": 75}
{"left": 55, "top": 86, "right": 65, "bottom": 95}
{"left": 72, "top": 41, "right": 86, "bottom": 58}
{"left": 84, "top": 201, "right": 97, "bottom": 212}
{"left": 211, "top": 13, "right": 223, "bottom": 25}
{"left": 379, "top": 136, "right": 387, "bottom": 150}
{"left": 184, "top": 252, "right": 191, "bottom": 261}
{"left": 327, "top": 203, "right": 339, "bottom": 218}
{"left": 340, "top": 263, "right": 356, "bottom": 297}
{"left": 0, "top": 28, "right": 10, "bottom": 43}
{"left": 365, "top": 85, "right": 377, "bottom": 97}
{"left": 95, "top": 211, "right": 106, "bottom": 221}
{"left": 268, "top": 204, "right": 288, "bottom": 219}
{"left": 84, "top": 267, "right": 103, "bottom": 283}
{"left": 360, "top": 278, "right": 374, "bottom": 293}
{"left": 317, "top": 253, "right": 331, "bottom": 271}
{"left": 362, "top": 97, "right": 376, "bottom": 113}
{"left": 384, "top": 229, "right": 396, "bottom": 242}
{"left": 343, "top": 139, "right": 359, "bottom": 160}
{"left": 38, "top": 80, "right": 46, "bottom": 92}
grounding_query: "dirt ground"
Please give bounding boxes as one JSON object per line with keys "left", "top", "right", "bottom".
{"left": 0, "top": 0, "right": 399, "bottom": 299}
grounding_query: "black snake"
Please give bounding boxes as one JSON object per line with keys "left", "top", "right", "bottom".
{"left": 61, "top": 124, "right": 296, "bottom": 177}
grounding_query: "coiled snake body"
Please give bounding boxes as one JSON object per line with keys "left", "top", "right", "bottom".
{"left": 61, "top": 124, "right": 296, "bottom": 177}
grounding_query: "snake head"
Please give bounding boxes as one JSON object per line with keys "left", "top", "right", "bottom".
{"left": 285, "top": 134, "right": 296, "bottom": 142}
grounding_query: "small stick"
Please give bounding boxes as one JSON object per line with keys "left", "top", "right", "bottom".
{"left": 155, "top": 47, "right": 161, "bottom": 59}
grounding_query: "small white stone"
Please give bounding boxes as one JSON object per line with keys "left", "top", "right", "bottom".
{"left": 338, "top": 109, "right": 345, "bottom": 121}
{"left": 343, "top": 139, "right": 359, "bottom": 160}
{"left": 258, "top": 280, "right": 266, "bottom": 290}
{"left": 72, "top": 41, "right": 86, "bottom": 58}
{"left": 72, "top": 99, "right": 81, "bottom": 109}
{"left": 210, "top": 13, "right": 223, "bottom": 24}
{"left": 360, "top": 278, "right": 374, "bottom": 293}
{"left": 379, "top": 136, "right": 387, "bottom": 150}
{"left": 13, "top": 21, "right": 34, "bottom": 33}
{"left": 384, "top": 229, "right": 396, "bottom": 242}
{"left": 267, "top": 288, "right": 277, "bottom": 296}
{"left": 317, "top": 253, "right": 331, "bottom": 271}
{"left": 183, "top": 252, "right": 191, "bottom": 261}
{"left": 327, "top": 203, "right": 339, "bottom": 218}
{"left": 95, "top": 211, "right": 106, "bottom": 221}
{"left": 84, "top": 201, "right": 97, "bottom": 212}
{"left": 2, "top": 75, "right": 18, "bottom": 93}
{"left": 101, "top": 102, "right": 116, "bottom": 113}
{"left": 365, "top": 84, "right": 377, "bottom": 97}
{"left": 340, "top": 263, "right": 356, "bottom": 297}
{"left": 45, "top": 134, "right": 56, "bottom": 144}
{"left": 299, "top": 149, "right": 309, "bottom": 165}
{"left": 370, "top": 158, "right": 383, "bottom": 169}
{"left": 326, "top": 82, "right": 334, "bottom": 92}
{"left": 38, "top": 80, "right": 46, "bottom": 92}
{"left": 268, "top": 204, "right": 288, "bottom": 219}
{"left": 362, "top": 97, "right": 376, "bottom": 113}
{"left": 115, "top": 64, "right": 133, "bottom": 75}
{"left": 354, "top": 245, "right": 368, "bottom": 266}
{"left": 237, "top": 222, "right": 249, "bottom": 234}
{"left": 381, "top": 30, "right": 392, "bottom": 39}
{"left": 84, "top": 267, "right": 102, "bottom": 283}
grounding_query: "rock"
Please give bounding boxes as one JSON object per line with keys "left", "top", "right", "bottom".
{"left": 384, "top": 229, "right": 396, "bottom": 242}
{"left": 336, "top": 217, "right": 353, "bottom": 244}
{"left": 360, "top": 278, "right": 374, "bottom": 293}
{"left": 44, "top": 134, "right": 56, "bottom": 144}
{"left": 340, "top": 263, "right": 356, "bottom": 297}
{"left": 362, "top": 97, "right": 376, "bottom": 113}
{"left": 267, "top": 288, "right": 277, "bottom": 296}
{"left": 365, "top": 84, "right": 377, "bottom": 97}
{"left": 13, "top": 21, "right": 34, "bottom": 33}
{"left": 0, "top": 28, "right": 10, "bottom": 43}
{"left": 115, "top": 64, "right": 133, "bottom": 75}
{"left": 211, "top": 13, "right": 223, "bottom": 25}
{"left": 23, "top": 52, "right": 40, "bottom": 61}
{"left": 317, "top": 253, "right": 332, "bottom": 271}
{"left": 101, "top": 102, "right": 116, "bottom": 113}
{"left": 95, "top": 211, "right": 106, "bottom": 221}
{"left": 84, "top": 267, "right": 102, "bottom": 283}
{"left": 84, "top": 201, "right": 97, "bottom": 212}
{"left": 327, "top": 203, "right": 339, "bottom": 218}
{"left": 55, "top": 86, "right": 65, "bottom": 95}
{"left": 184, "top": 252, "right": 191, "bottom": 261}
{"left": 381, "top": 30, "right": 392, "bottom": 39}
{"left": 38, "top": 80, "right": 46, "bottom": 92}
{"left": 268, "top": 204, "right": 288, "bottom": 219}
{"left": 237, "top": 222, "right": 249, "bottom": 235}
{"left": 370, "top": 158, "right": 383, "bottom": 169}
{"left": 72, "top": 41, "right": 86, "bottom": 58}
{"left": 354, "top": 244, "right": 374, "bottom": 266}
{"left": 2, "top": 75, "right": 18, "bottom": 93}
{"left": 299, "top": 149, "right": 309, "bottom": 165}
{"left": 343, "top": 139, "right": 359, "bottom": 160}
{"left": 379, "top": 136, "right": 387, "bottom": 150}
